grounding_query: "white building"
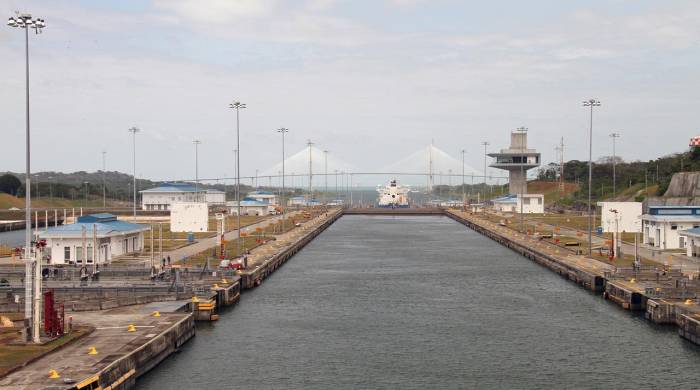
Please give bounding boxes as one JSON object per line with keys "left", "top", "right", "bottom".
{"left": 642, "top": 206, "right": 700, "bottom": 250}
{"left": 492, "top": 194, "right": 544, "bottom": 214}
{"left": 287, "top": 196, "right": 321, "bottom": 207}
{"left": 204, "top": 189, "right": 226, "bottom": 206}
{"left": 170, "top": 202, "right": 209, "bottom": 233}
{"left": 38, "top": 213, "right": 148, "bottom": 265}
{"left": 247, "top": 191, "right": 279, "bottom": 206}
{"left": 680, "top": 228, "right": 700, "bottom": 258}
{"left": 140, "top": 183, "right": 226, "bottom": 210}
{"left": 227, "top": 198, "right": 269, "bottom": 216}
{"left": 597, "top": 202, "right": 642, "bottom": 234}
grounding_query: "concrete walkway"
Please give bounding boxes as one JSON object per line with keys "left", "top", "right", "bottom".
{"left": 0, "top": 302, "right": 190, "bottom": 389}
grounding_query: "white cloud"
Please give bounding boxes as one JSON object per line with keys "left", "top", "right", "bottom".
{"left": 153, "top": 0, "right": 277, "bottom": 24}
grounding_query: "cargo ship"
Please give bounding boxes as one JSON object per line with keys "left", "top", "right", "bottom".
{"left": 377, "top": 179, "right": 410, "bottom": 208}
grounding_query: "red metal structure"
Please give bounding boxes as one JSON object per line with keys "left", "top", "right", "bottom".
{"left": 43, "top": 289, "right": 64, "bottom": 338}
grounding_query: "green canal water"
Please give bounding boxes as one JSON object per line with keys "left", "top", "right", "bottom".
{"left": 139, "top": 215, "right": 700, "bottom": 389}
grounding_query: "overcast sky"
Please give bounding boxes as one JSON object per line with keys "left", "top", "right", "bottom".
{"left": 2, "top": 0, "right": 699, "bottom": 184}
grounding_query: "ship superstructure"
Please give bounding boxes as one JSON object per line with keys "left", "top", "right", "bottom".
{"left": 377, "top": 179, "right": 409, "bottom": 208}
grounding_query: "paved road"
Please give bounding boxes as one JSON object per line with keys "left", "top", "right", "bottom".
{"left": 516, "top": 214, "right": 700, "bottom": 271}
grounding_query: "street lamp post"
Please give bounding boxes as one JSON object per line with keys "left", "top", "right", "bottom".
{"left": 277, "top": 128, "right": 288, "bottom": 229}
{"left": 584, "top": 98, "right": 601, "bottom": 256}
{"left": 101, "top": 151, "right": 107, "bottom": 208}
{"left": 128, "top": 127, "right": 140, "bottom": 219}
{"left": 324, "top": 150, "right": 328, "bottom": 205}
{"left": 610, "top": 132, "right": 620, "bottom": 197}
{"left": 8, "top": 12, "right": 46, "bottom": 344}
{"left": 193, "top": 140, "right": 201, "bottom": 202}
{"left": 229, "top": 102, "right": 246, "bottom": 258}
{"left": 83, "top": 181, "right": 89, "bottom": 207}
{"left": 481, "top": 141, "right": 489, "bottom": 199}
{"left": 516, "top": 127, "right": 528, "bottom": 233}
{"left": 47, "top": 176, "right": 53, "bottom": 207}
{"left": 461, "top": 149, "right": 465, "bottom": 210}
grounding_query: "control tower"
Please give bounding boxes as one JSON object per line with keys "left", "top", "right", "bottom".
{"left": 488, "top": 129, "right": 540, "bottom": 194}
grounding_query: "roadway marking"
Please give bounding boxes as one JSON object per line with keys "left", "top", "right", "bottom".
{"left": 96, "top": 325, "right": 156, "bottom": 330}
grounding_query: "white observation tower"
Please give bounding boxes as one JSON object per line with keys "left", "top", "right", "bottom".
{"left": 488, "top": 129, "right": 540, "bottom": 195}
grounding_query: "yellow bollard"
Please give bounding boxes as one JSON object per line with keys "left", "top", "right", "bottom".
{"left": 192, "top": 296, "right": 200, "bottom": 303}
{"left": 221, "top": 278, "right": 228, "bottom": 284}
{"left": 212, "top": 283, "right": 219, "bottom": 289}
{"left": 88, "top": 346, "right": 98, "bottom": 355}
{"left": 49, "top": 369, "right": 60, "bottom": 379}
{"left": 152, "top": 311, "right": 161, "bottom": 317}
{"left": 127, "top": 324, "right": 137, "bottom": 332}
{"left": 685, "top": 299, "right": 694, "bottom": 305}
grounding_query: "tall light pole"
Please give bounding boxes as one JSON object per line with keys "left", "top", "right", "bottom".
{"left": 584, "top": 98, "right": 601, "bottom": 256}
{"left": 277, "top": 128, "right": 288, "bottom": 228}
{"left": 128, "top": 127, "right": 140, "bottom": 219}
{"left": 307, "top": 139, "right": 314, "bottom": 205}
{"left": 610, "top": 132, "right": 620, "bottom": 197}
{"left": 516, "top": 127, "right": 528, "bottom": 233}
{"left": 83, "top": 181, "right": 89, "bottom": 207}
{"left": 229, "top": 101, "right": 246, "bottom": 257}
{"left": 324, "top": 150, "right": 328, "bottom": 205}
{"left": 8, "top": 12, "right": 46, "bottom": 343}
{"left": 461, "top": 150, "right": 466, "bottom": 209}
{"left": 193, "top": 139, "right": 201, "bottom": 202}
{"left": 47, "top": 176, "right": 53, "bottom": 207}
{"left": 481, "top": 141, "right": 489, "bottom": 198}
{"left": 101, "top": 151, "right": 107, "bottom": 208}
{"left": 233, "top": 149, "right": 238, "bottom": 206}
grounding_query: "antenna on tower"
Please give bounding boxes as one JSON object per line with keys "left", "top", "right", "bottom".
{"left": 555, "top": 137, "right": 565, "bottom": 195}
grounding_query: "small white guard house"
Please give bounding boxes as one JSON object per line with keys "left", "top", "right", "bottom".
{"left": 247, "top": 190, "right": 279, "bottom": 206}
{"left": 680, "top": 228, "right": 700, "bottom": 258}
{"left": 642, "top": 206, "right": 700, "bottom": 250}
{"left": 492, "top": 194, "right": 544, "bottom": 214}
{"left": 38, "top": 213, "right": 148, "bottom": 265}
{"left": 227, "top": 198, "right": 269, "bottom": 216}
{"left": 140, "top": 183, "right": 226, "bottom": 211}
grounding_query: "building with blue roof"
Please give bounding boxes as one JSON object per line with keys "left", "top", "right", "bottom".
{"left": 491, "top": 194, "right": 543, "bottom": 214}
{"left": 247, "top": 190, "right": 279, "bottom": 206}
{"left": 38, "top": 213, "right": 149, "bottom": 265}
{"left": 643, "top": 205, "right": 700, "bottom": 250}
{"left": 140, "top": 182, "right": 226, "bottom": 211}
{"left": 227, "top": 197, "right": 270, "bottom": 216}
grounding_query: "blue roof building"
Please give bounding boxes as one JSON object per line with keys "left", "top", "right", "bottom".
{"left": 140, "top": 182, "right": 227, "bottom": 210}
{"left": 38, "top": 214, "right": 149, "bottom": 265}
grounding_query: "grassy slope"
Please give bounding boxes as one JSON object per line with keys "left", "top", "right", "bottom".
{"left": 0, "top": 193, "right": 124, "bottom": 209}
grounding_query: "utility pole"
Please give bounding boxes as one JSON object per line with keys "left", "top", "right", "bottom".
{"left": 8, "top": 12, "right": 46, "bottom": 343}
{"left": 583, "top": 98, "right": 601, "bottom": 256}
{"left": 461, "top": 149, "right": 466, "bottom": 209}
{"left": 610, "top": 132, "right": 620, "bottom": 197}
{"left": 324, "top": 150, "right": 328, "bottom": 205}
{"left": 307, "top": 139, "right": 314, "bottom": 205}
{"left": 517, "top": 127, "right": 528, "bottom": 233}
{"left": 101, "top": 151, "right": 107, "bottom": 208}
{"left": 481, "top": 141, "right": 489, "bottom": 198}
{"left": 277, "top": 128, "right": 288, "bottom": 227}
{"left": 128, "top": 127, "right": 140, "bottom": 219}
{"left": 193, "top": 139, "right": 201, "bottom": 202}
{"left": 229, "top": 101, "right": 246, "bottom": 257}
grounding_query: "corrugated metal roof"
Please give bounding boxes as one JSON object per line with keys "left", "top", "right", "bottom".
{"left": 642, "top": 215, "right": 700, "bottom": 222}
{"left": 38, "top": 215, "right": 148, "bottom": 239}
{"left": 140, "top": 182, "right": 197, "bottom": 193}
{"left": 680, "top": 227, "right": 700, "bottom": 237}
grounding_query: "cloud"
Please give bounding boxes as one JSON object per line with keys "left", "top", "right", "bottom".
{"left": 153, "top": 0, "right": 277, "bottom": 24}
